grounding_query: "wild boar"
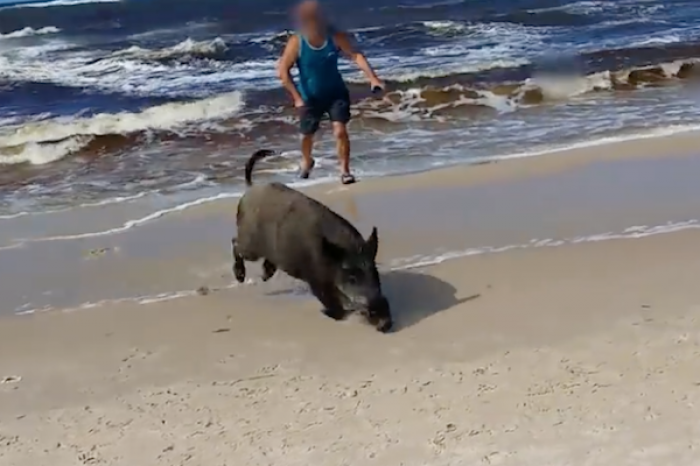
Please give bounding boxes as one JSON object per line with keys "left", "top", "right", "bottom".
{"left": 231, "top": 149, "right": 393, "bottom": 333}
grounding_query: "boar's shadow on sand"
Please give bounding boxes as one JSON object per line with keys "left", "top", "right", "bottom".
{"left": 268, "top": 269, "right": 479, "bottom": 332}
{"left": 379, "top": 270, "right": 480, "bottom": 331}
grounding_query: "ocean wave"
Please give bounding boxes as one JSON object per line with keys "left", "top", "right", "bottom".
{"left": 362, "top": 58, "right": 529, "bottom": 84}
{"left": 3, "top": 55, "right": 688, "bottom": 162}
{"left": 112, "top": 37, "right": 228, "bottom": 63}
{"left": 350, "top": 58, "right": 700, "bottom": 121}
{"left": 246, "top": 30, "right": 292, "bottom": 50}
{"left": 1, "top": 0, "right": 119, "bottom": 9}
{"left": 0, "top": 26, "right": 60, "bottom": 39}
{"left": 630, "top": 35, "right": 682, "bottom": 47}
{"left": 420, "top": 20, "right": 467, "bottom": 34}
{"left": 0, "top": 36, "right": 271, "bottom": 97}
{"left": 0, "top": 91, "right": 244, "bottom": 165}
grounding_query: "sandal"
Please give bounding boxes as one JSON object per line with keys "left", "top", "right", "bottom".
{"left": 299, "top": 158, "right": 315, "bottom": 179}
{"left": 340, "top": 173, "right": 356, "bottom": 185}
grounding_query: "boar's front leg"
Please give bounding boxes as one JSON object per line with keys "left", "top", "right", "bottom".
{"left": 309, "top": 280, "right": 349, "bottom": 321}
{"left": 231, "top": 237, "right": 246, "bottom": 283}
{"left": 261, "top": 259, "right": 277, "bottom": 281}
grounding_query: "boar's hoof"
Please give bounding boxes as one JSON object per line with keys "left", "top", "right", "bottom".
{"left": 233, "top": 260, "right": 246, "bottom": 283}
{"left": 261, "top": 260, "right": 277, "bottom": 282}
{"left": 376, "top": 319, "right": 393, "bottom": 333}
{"left": 364, "top": 296, "right": 393, "bottom": 333}
{"left": 322, "top": 307, "right": 346, "bottom": 321}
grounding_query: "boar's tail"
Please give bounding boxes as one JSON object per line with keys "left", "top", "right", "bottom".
{"left": 245, "top": 149, "right": 276, "bottom": 186}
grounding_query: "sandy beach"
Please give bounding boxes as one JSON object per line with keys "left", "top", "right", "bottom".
{"left": 3, "top": 132, "right": 700, "bottom": 465}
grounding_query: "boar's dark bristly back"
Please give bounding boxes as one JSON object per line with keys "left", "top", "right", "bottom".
{"left": 244, "top": 149, "right": 276, "bottom": 186}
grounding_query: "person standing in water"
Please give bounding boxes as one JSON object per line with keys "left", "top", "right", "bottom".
{"left": 277, "top": 0, "right": 384, "bottom": 185}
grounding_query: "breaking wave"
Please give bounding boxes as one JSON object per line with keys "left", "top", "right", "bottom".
{"left": 326, "top": 58, "right": 700, "bottom": 121}
{"left": 0, "top": 91, "right": 244, "bottom": 165}
{"left": 111, "top": 37, "right": 229, "bottom": 63}
{"left": 0, "top": 26, "right": 60, "bottom": 39}
{"left": 1, "top": 0, "right": 120, "bottom": 10}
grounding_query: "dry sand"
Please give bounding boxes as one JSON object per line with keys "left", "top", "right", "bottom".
{"left": 3, "top": 132, "right": 700, "bottom": 465}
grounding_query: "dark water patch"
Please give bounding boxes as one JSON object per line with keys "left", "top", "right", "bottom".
{"left": 0, "top": 81, "right": 173, "bottom": 117}
{"left": 489, "top": 9, "right": 601, "bottom": 27}
{"left": 0, "top": 0, "right": 623, "bottom": 39}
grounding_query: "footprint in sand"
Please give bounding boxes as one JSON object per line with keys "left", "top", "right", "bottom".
{"left": 0, "top": 375, "right": 21, "bottom": 384}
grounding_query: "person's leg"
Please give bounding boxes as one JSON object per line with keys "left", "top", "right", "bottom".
{"left": 301, "top": 133, "right": 315, "bottom": 173}
{"left": 331, "top": 121, "right": 350, "bottom": 175}
{"left": 328, "top": 95, "right": 354, "bottom": 183}
{"left": 298, "top": 104, "right": 322, "bottom": 178}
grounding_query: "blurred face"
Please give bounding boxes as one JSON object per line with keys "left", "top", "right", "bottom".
{"left": 294, "top": 1, "right": 325, "bottom": 35}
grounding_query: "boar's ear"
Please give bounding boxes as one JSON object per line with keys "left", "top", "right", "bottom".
{"left": 321, "top": 236, "right": 346, "bottom": 262}
{"left": 363, "top": 226, "right": 379, "bottom": 260}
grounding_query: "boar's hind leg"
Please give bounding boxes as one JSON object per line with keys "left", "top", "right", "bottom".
{"left": 231, "top": 237, "right": 246, "bottom": 283}
{"left": 261, "top": 260, "right": 277, "bottom": 281}
{"left": 310, "top": 281, "right": 349, "bottom": 321}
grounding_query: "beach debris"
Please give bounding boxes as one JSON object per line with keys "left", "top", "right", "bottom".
{"left": 84, "top": 247, "right": 111, "bottom": 259}
{"left": 0, "top": 375, "right": 21, "bottom": 384}
{"left": 212, "top": 328, "right": 230, "bottom": 333}
{"left": 77, "top": 449, "right": 101, "bottom": 465}
{"left": 196, "top": 286, "right": 210, "bottom": 296}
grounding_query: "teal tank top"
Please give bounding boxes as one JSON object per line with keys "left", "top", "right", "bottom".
{"left": 295, "top": 30, "right": 347, "bottom": 102}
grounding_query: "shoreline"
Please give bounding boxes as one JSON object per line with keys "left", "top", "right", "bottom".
{"left": 2, "top": 123, "right": 700, "bottom": 244}
{"left": 3, "top": 129, "right": 700, "bottom": 316}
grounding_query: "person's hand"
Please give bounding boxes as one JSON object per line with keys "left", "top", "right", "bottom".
{"left": 369, "top": 78, "right": 384, "bottom": 93}
{"left": 294, "top": 97, "right": 305, "bottom": 108}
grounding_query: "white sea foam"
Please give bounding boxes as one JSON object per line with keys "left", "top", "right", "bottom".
{"left": 629, "top": 35, "right": 682, "bottom": 47}
{"left": 359, "top": 58, "right": 530, "bottom": 84}
{"left": 0, "top": 15, "right": 542, "bottom": 96}
{"left": 1, "top": 0, "right": 120, "bottom": 9}
{"left": 0, "top": 26, "right": 61, "bottom": 39}
{"left": 0, "top": 136, "right": 91, "bottom": 165}
{"left": 0, "top": 42, "right": 274, "bottom": 96}
{"left": 4, "top": 173, "right": 333, "bottom": 245}
{"left": 389, "top": 220, "right": 700, "bottom": 271}
{"left": 0, "top": 192, "right": 150, "bottom": 220}
{"left": 112, "top": 38, "right": 228, "bottom": 62}
{"left": 0, "top": 91, "right": 245, "bottom": 165}
{"left": 352, "top": 22, "right": 547, "bottom": 83}
{"left": 14, "top": 281, "right": 251, "bottom": 315}
{"left": 421, "top": 20, "right": 467, "bottom": 33}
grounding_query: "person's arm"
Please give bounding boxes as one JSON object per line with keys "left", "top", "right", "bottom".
{"left": 277, "top": 35, "right": 305, "bottom": 106}
{"left": 333, "top": 31, "right": 383, "bottom": 88}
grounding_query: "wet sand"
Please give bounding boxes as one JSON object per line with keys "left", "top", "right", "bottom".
{"left": 2, "top": 132, "right": 700, "bottom": 465}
